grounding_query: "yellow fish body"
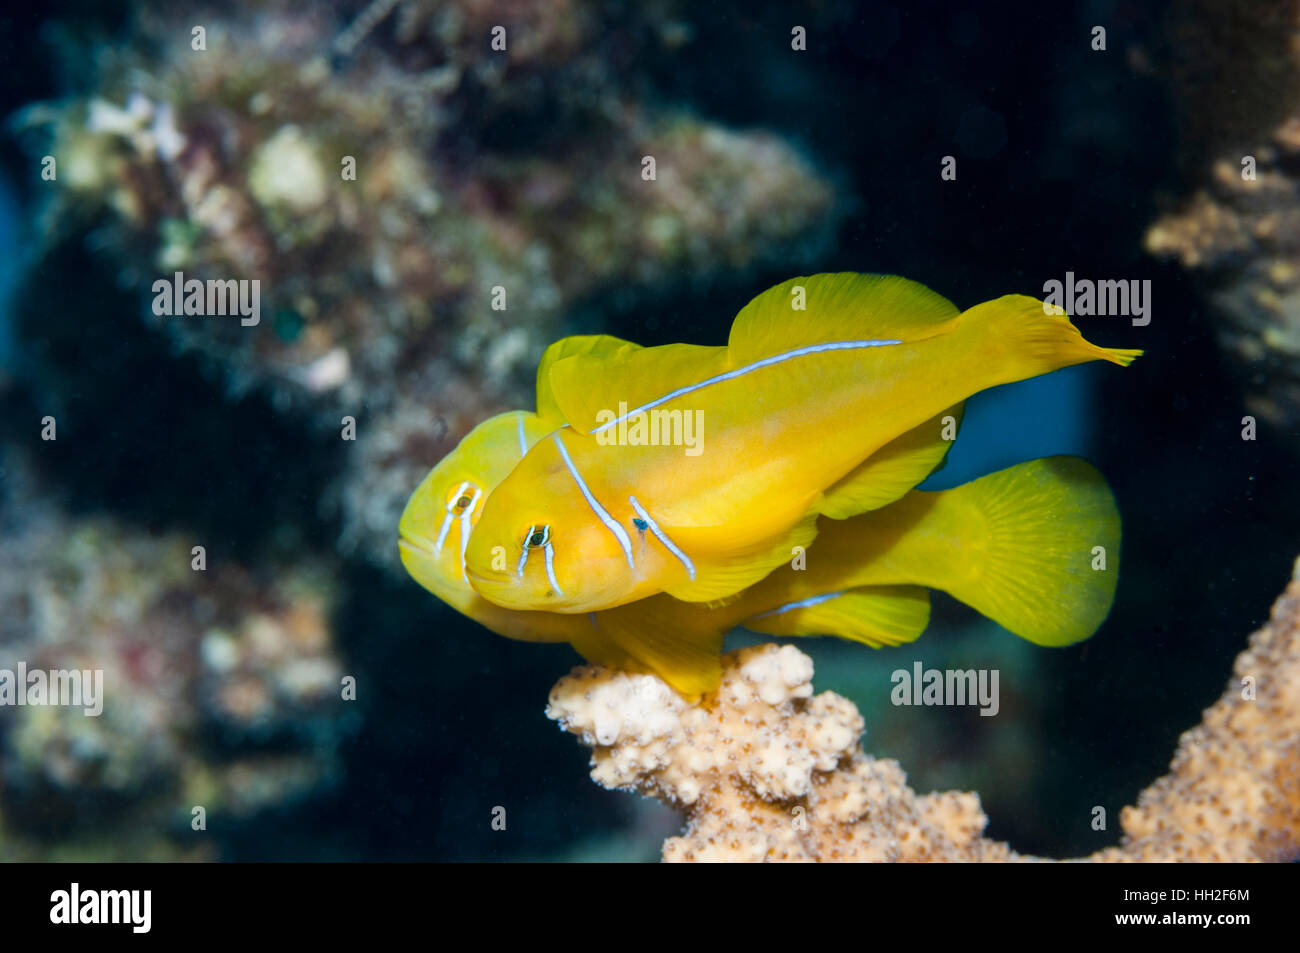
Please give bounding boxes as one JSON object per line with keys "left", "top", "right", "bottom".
{"left": 401, "top": 409, "right": 1122, "bottom": 695}
{"left": 465, "top": 273, "right": 1139, "bottom": 614}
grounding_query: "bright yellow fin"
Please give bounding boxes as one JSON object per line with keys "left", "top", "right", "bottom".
{"left": 745, "top": 584, "right": 930, "bottom": 648}
{"left": 727, "top": 272, "right": 960, "bottom": 364}
{"left": 566, "top": 615, "right": 652, "bottom": 672}
{"left": 545, "top": 341, "right": 729, "bottom": 435}
{"left": 941, "top": 456, "right": 1121, "bottom": 646}
{"left": 542, "top": 274, "right": 963, "bottom": 434}
{"left": 959, "top": 295, "right": 1143, "bottom": 377}
{"left": 664, "top": 506, "right": 821, "bottom": 604}
{"left": 820, "top": 403, "right": 964, "bottom": 519}
{"left": 822, "top": 457, "right": 1121, "bottom": 646}
{"left": 589, "top": 603, "right": 725, "bottom": 696}
{"left": 535, "top": 334, "right": 642, "bottom": 425}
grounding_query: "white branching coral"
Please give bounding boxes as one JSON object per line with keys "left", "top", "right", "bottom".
{"left": 548, "top": 567, "right": 1300, "bottom": 862}
{"left": 547, "top": 644, "right": 1017, "bottom": 862}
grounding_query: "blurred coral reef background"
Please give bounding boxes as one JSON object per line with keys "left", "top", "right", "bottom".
{"left": 0, "top": 0, "right": 1298, "bottom": 860}
{"left": 1145, "top": 0, "right": 1300, "bottom": 431}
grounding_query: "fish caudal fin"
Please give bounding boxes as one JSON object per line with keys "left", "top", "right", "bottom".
{"left": 819, "top": 403, "right": 964, "bottom": 519}
{"left": 938, "top": 456, "right": 1121, "bottom": 646}
{"left": 960, "top": 295, "right": 1143, "bottom": 377}
{"left": 744, "top": 585, "right": 930, "bottom": 648}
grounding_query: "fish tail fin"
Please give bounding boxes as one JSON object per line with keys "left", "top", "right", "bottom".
{"left": 936, "top": 456, "right": 1121, "bottom": 646}
{"left": 744, "top": 585, "right": 930, "bottom": 648}
{"left": 960, "top": 295, "right": 1143, "bottom": 375}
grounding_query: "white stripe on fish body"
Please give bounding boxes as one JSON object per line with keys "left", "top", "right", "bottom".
{"left": 590, "top": 339, "right": 903, "bottom": 435}
{"left": 628, "top": 495, "right": 695, "bottom": 581}
{"left": 514, "top": 525, "right": 564, "bottom": 596}
{"left": 516, "top": 415, "right": 528, "bottom": 457}
{"left": 456, "top": 485, "right": 482, "bottom": 581}
{"left": 543, "top": 541, "right": 563, "bottom": 596}
{"left": 434, "top": 480, "right": 473, "bottom": 556}
{"left": 517, "top": 524, "right": 535, "bottom": 578}
{"left": 434, "top": 511, "right": 454, "bottom": 558}
{"left": 552, "top": 432, "right": 635, "bottom": 570}
{"left": 751, "top": 590, "right": 847, "bottom": 619}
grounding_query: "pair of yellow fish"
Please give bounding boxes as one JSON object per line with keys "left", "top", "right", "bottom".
{"left": 399, "top": 273, "right": 1139, "bottom": 694}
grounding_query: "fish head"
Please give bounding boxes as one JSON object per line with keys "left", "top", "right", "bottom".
{"left": 465, "top": 433, "right": 640, "bottom": 612}
{"left": 398, "top": 411, "right": 553, "bottom": 602}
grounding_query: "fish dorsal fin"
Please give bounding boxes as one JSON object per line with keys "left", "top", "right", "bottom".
{"left": 744, "top": 584, "right": 930, "bottom": 648}
{"left": 820, "top": 403, "right": 965, "bottom": 519}
{"left": 663, "top": 506, "right": 822, "bottom": 604}
{"left": 543, "top": 275, "right": 958, "bottom": 433}
{"left": 545, "top": 342, "right": 730, "bottom": 435}
{"left": 590, "top": 601, "right": 725, "bottom": 697}
{"left": 449, "top": 410, "right": 553, "bottom": 481}
{"left": 727, "top": 273, "right": 960, "bottom": 365}
{"left": 536, "top": 334, "right": 642, "bottom": 426}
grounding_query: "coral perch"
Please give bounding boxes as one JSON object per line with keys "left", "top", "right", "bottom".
{"left": 547, "top": 563, "right": 1300, "bottom": 862}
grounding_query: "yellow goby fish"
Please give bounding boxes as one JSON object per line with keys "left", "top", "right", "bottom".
{"left": 464, "top": 273, "right": 1140, "bottom": 615}
{"left": 400, "top": 410, "right": 1121, "bottom": 695}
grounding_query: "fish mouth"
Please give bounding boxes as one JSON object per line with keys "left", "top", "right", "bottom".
{"left": 398, "top": 531, "right": 437, "bottom": 558}
{"left": 465, "top": 567, "right": 506, "bottom": 590}
{"left": 398, "top": 532, "right": 444, "bottom": 597}
{"left": 466, "top": 568, "right": 581, "bottom": 611}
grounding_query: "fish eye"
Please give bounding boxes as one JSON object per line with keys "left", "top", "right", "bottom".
{"left": 525, "top": 525, "right": 551, "bottom": 548}
{"left": 444, "top": 481, "right": 480, "bottom": 514}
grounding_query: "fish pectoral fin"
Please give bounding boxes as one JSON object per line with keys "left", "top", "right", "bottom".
{"left": 727, "top": 273, "right": 960, "bottom": 364}
{"left": 536, "top": 334, "right": 642, "bottom": 425}
{"left": 744, "top": 584, "right": 930, "bottom": 647}
{"left": 591, "top": 604, "right": 724, "bottom": 697}
{"left": 663, "top": 507, "right": 822, "bottom": 604}
{"left": 820, "top": 403, "right": 965, "bottom": 519}
{"left": 545, "top": 342, "right": 730, "bottom": 434}
{"left": 936, "top": 456, "right": 1121, "bottom": 646}
{"left": 566, "top": 618, "right": 653, "bottom": 672}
